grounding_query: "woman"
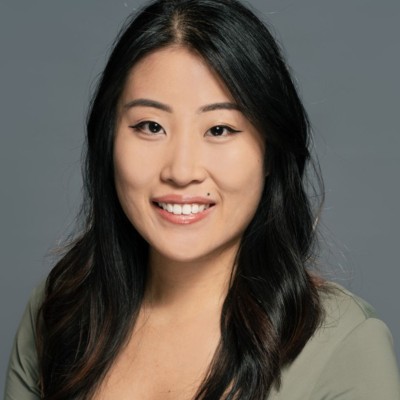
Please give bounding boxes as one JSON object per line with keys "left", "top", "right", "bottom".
{"left": 5, "top": 0, "right": 400, "bottom": 399}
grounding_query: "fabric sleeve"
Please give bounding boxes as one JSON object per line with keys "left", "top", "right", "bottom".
{"left": 310, "top": 318, "right": 400, "bottom": 400}
{"left": 4, "top": 285, "right": 43, "bottom": 400}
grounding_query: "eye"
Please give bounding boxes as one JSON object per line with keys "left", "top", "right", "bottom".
{"left": 130, "top": 121, "right": 165, "bottom": 135}
{"left": 207, "top": 125, "right": 241, "bottom": 137}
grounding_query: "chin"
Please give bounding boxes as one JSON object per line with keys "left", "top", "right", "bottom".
{"left": 150, "top": 239, "right": 240, "bottom": 266}
{"left": 152, "top": 247, "right": 211, "bottom": 264}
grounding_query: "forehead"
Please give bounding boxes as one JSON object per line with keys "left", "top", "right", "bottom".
{"left": 120, "top": 46, "right": 235, "bottom": 105}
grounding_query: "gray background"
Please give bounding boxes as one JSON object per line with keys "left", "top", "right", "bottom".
{"left": 1, "top": 0, "right": 399, "bottom": 392}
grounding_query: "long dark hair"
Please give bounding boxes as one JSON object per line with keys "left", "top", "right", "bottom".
{"left": 37, "top": 0, "right": 324, "bottom": 399}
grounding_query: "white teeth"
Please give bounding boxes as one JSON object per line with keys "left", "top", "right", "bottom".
{"left": 182, "top": 204, "right": 192, "bottom": 215}
{"left": 157, "top": 202, "right": 211, "bottom": 215}
{"left": 173, "top": 204, "right": 182, "bottom": 215}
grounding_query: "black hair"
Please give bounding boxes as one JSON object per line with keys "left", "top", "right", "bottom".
{"left": 38, "top": 1, "right": 323, "bottom": 399}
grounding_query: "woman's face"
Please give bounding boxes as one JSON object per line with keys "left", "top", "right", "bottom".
{"left": 114, "top": 46, "right": 265, "bottom": 264}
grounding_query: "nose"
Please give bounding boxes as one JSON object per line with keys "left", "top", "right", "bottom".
{"left": 160, "top": 131, "right": 207, "bottom": 187}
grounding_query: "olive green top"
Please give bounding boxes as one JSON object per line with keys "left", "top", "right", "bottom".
{"left": 4, "top": 282, "right": 400, "bottom": 399}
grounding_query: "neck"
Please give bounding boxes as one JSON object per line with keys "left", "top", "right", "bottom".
{"left": 144, "top": 247, "right": 237, "bottom": 317}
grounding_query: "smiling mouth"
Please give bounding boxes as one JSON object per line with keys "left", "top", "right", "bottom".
{"left": 154, "top": 202, "right": 215, "bottom": 215}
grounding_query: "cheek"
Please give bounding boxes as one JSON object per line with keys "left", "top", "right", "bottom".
{"left": 207, "top": 142, "right": 265, "bottom": 198}
{"left": 113, "top": 141, "right": 158, "bottom": 234}
{"left": 113, "top": 141, "right": 160, "bottom": 228}
{"left": 113, "top": 139, "right": 157, "bottom": 193}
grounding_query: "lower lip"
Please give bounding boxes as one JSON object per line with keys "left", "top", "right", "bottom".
{"left": 153, "top": 203, "right": 214, "bottom": 225}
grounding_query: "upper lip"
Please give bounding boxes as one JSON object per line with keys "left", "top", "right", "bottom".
{"left": 152, "top": 194, "right": 215, "bottom": 205}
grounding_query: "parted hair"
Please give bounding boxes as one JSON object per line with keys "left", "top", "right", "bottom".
{"left": 37, "top": 1, "right": 324, "bottom": 399}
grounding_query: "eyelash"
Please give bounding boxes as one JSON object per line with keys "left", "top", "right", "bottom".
{"left": 130, "top": 121, "right": 242, "bottom": 137}
{"left": 207, "top": 125, "right": 241, "bottom": 137}
{"left": 130, "top": 121, "right": 164, "bottom": 135}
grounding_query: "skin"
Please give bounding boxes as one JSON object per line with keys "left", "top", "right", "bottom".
{"left": 96, "top": 46, "right": 265, "bottom": 399}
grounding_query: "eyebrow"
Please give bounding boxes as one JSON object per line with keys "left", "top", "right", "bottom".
{"left": 199, "top": 102, "right": 241, "bottom": 112}
{"left": 123, "top": 98, "right": 241, "bottom": 113}
{"left": 123, "top": 98, "right": 172, "bottom": 112}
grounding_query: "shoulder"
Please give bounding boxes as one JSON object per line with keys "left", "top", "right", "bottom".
{"left": 20, "top": 281, "right": 46, "bottom": 337}
{"left": 24, "top": 281, "right": 46, "bottom": 322}
{"left": 317, "top": 282, "right": 379, "bottom": 344}
{"left": 270, "top": 282, "right": 400, "bottom": 400}
{"left": 11, "top": 280, "right": 45, "bottom": 346}
{"left": 4, "top": 281, "right": 46, "bottom": 400}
